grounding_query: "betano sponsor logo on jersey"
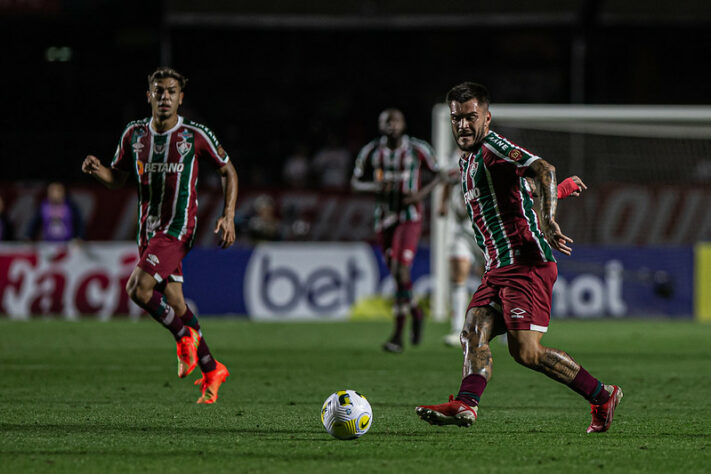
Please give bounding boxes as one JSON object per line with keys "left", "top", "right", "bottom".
{"left": 137, "top": 161, "right": 185, "bottom": 175}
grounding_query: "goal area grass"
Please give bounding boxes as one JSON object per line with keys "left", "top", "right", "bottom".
{"left": 1, "top": 318, "right": 709, "bottom": 473}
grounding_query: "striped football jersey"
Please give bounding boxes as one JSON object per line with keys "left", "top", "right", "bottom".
{"left": 353, "top": 135, "right": 438, "bottom": 231}
{"left": 111, "top": 116, "right": 230, "bottom": 247}
{"left": 460, "top": 130, "right": 555, "bottom": 271}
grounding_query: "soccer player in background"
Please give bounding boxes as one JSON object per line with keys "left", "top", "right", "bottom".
{"left": 352, "top": 108, "right": 441, "bottom": 353}
{"left": 438, "top": 165, "right": 485, "bottom": 347}
{"left": 81, "top": 67, "right": 238, "bottom": 404}
{"left": 416, "top": 82, "right": 622, "bottom": 433}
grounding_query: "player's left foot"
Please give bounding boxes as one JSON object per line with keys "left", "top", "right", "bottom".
{"left": 176, "top": 327, "right": 200, "bottom": 378}
{"left": 195, "top": 361, "right": 230, "bottom": 404}
{"left": 415, "top": 395, "right": 478, "bottom": 427}
{"left": 587, "top": 385, "right": 623, "bottom": 433}
{"left": 382, "top": 339, "right": 403, "bottom": 353}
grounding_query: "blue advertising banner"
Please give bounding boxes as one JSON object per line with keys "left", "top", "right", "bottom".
{"left": 181, "top": 244, "right": 693, "bottom": 319}
{"left": 553, "top": 246, "right": 693, "bottom": 318}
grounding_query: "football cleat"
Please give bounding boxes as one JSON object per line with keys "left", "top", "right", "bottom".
{"left": 587, "top": 385, "right": 623, "bottom": 433}
{"left": 382, "top": 338, "right": 403, "bottom": 353}
{"left": 196, "top": 361, "right": 230, "bottom": 404}
{"left": 416, "top": 395, "right": 478, "bottom": 427}
{"left": 176, "top": 327, "right": 200, "bottom": 378}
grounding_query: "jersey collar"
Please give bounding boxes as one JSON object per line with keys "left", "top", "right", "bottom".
{"left": 148, "top": 115, "right": 183, "bottom": 136}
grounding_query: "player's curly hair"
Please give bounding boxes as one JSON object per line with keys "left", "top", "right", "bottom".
{"left": 446, "top": 82, "right": 490, "bottom": 106}
{"left": 147, "top": 67, "right": 188, "bottom": 90}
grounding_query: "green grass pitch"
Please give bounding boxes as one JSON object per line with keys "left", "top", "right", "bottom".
{"left": 1, "top": 318, "right": 710, "bottom": 473}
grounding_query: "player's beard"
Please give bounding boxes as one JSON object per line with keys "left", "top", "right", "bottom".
{"left": 458, "top": 127, "right": 488, "bottom": 151}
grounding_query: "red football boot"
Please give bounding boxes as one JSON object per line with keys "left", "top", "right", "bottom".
{"left": 587, "top": 385, "right": 623, "bottom": 433}
{"left": 415, "top": 395, "right": 478, "bottom": 427}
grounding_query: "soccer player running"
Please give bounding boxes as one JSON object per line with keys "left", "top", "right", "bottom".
{"left": 415, "top": 82, "right": 622, "bottom": 433}
{"left": 352, "top": 108, "right": 441, "bottom": 353}
{"left": 439, "top": 166, "right": 586, "bottom": 347}
{"left": 81, "top": 67, "right": 238, "bottom": 404}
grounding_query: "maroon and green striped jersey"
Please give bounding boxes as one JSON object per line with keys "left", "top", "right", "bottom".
{"left": 353, "top": 135, "right": 438, "bottom": 231}
{"left": 460, "top": 130, "right": 555, "bottom": 271}
{"left": 111, "top": 116, "right": 230, "bottom": 247}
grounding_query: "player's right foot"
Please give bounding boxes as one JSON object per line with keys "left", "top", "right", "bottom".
{"left": 587, "top": 385, "right": 623, "bottom": 433}
{"left": 176, "top": 327, "right": 200, "bottom": 378}
{"left": 196, "top": 361, "right": 230, "bottom": 404}
{"left": 415, "top": 395, "right": 478, "bottom": 427}
{"left": 382, "top": 338, "right": 403, "bottom": 353}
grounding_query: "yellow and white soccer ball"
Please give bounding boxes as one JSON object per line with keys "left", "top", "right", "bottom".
{"left": 321, "top": 390, "right": 373, "bottom": 440}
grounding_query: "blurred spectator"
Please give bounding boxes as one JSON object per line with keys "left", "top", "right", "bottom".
{"left": 312, "top": 132, "right": 352, "bottom": 189}
{"left": 246, "top": 194, "right": 282, "bottom": 243}
{"left": 25, "top": 182, "right": 85, "bottom": 242}
{"left": 0, "top": 195, "right": 15, "bottom": 241}
{"left": 282, "top": 143, "right": 311, "bottom": 189}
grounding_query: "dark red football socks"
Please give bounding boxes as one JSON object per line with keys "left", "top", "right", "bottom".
{"left": 456, "top": 374, "right": 488, "bottom": 407}
{"left": 569, "top": 366, "right": 611, "bottom": 405}
{"left": 180, "top": 305, "right": 216, "bottom": 373}
{"left": 143, "top": 291, "right": 187, "bottom": 341}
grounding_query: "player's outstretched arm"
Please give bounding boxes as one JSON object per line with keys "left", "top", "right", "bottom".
{"left": 527, "top": 159, "right": 573, "bottom": 256}
{"left": 214, "top": 161, "right": 238, "bottom": 249}
{"left": 81, "top": 155, "right": 128, "bottom": 189}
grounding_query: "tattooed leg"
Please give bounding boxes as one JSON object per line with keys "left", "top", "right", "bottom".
{"left": 506, "top": 330, "right": 581, "bottom": 384}
{"left": 461, "top": 306, "right": 507, "bottom": 381}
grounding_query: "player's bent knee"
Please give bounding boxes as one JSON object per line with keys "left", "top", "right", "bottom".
{"left": 126, "top": 280, "right": 152, "bottom": 306}
{"left": 509, "top": 342, "right": 542, "bottom": 368}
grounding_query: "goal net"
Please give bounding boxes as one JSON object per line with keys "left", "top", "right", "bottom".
{"left": 430, "top": 104, "right": 711, "bottom": 321}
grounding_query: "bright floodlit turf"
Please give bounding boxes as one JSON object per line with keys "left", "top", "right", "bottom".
{"left": 1, "top": 318, "right": 709, "bottom": 473}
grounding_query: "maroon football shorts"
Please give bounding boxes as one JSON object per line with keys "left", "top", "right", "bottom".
{"left": 137, "top": 233, "right": 190, "bottom": 285}
{"left": 377, "top": 220, "right": 422, "bottom": 266}
{"left": 467, "top": 262, "right": 557, "bottom": 332}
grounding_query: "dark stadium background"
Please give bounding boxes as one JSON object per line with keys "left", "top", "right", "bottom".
{"left": 3, "top": 0, "right": 711, "bottom": 185}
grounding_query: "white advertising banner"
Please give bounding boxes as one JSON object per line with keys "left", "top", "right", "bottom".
{"left": 244, "top": 242, "right": 381, "bottom": 321}
{"left": 0, "top": 242, "right": 142, "bottom": 319}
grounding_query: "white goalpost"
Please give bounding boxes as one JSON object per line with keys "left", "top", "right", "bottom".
{"left": 430, "top": 103, "right": 711, "bottom": 322}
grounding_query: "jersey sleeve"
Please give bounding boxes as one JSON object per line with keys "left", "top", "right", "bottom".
{"left": 483, "top": 134, "right": 540, "bottom": 176}
{"left": 412, "top": 139, "right": 439, "bottom": 172}
{"left": 192, "top": 124, "right": 230, "bottom": 169}
{"left": 352, "top": 141, "right": 376, "bottom": 182}
{"left": 110, "top": 123, "right": 136, "bottom": 172}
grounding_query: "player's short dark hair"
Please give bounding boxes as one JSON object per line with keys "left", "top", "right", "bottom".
{"left": 147, "top": 67, "right": 188, "bottom": 90}
{"left": 446, "top": 82, "right": 490, "bottom": 107}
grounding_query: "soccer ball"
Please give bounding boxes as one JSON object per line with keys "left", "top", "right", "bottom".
{"left": 320, "top": 390, "right": 373, "bottom": 440}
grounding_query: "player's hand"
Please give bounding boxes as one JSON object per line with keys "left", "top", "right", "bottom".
{"left": 557, "top": 176, "right": 587, "bottom": 199}
{"left": 82, "top": 155, "right": 102, "bottom": 175}
{"left": 214, "top": 215, "right": 236, "bottom": 249}
{"left": 542, "top": 218, "right": 573, "bottom": 256}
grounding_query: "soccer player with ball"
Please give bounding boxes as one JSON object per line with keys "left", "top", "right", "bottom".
{"left": 416, "top": 82, "right": 622, "bottom": 433}
{"left": 81, "top": 67, "right": 238, "bottom": 404}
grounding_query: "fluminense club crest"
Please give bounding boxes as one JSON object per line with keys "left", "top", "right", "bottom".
{"left": 177, "top": 139, "right": 192, "bottom": 156}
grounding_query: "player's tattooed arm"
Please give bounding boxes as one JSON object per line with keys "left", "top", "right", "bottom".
{"left": 215, "top": 161, "right": 238, "bottom": 249}
{"left": 538, "top": 348, "right": 581, "bottom": 384}
{"left": 81, "top": 155, "right": 128, "bottom": 189}
{"left": 527, "top": 159, "right": 574, "bottom": 256}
